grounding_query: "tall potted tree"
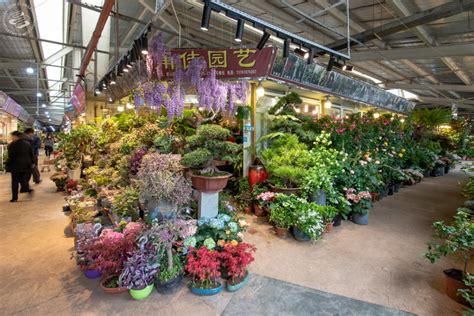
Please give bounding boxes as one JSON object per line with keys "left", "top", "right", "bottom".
{"left": 137, "top": 153, "right": 192, "bottom": 220}
{"left": 181, "top": 124, "right": 241, "bottom": 192}
{"left": 425, "top": 210, "right": 474, "bottom": 306}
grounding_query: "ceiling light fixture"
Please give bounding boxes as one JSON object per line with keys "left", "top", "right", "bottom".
{"left": 26, "top": 67, "right": 34, "bottom": 74}
{"left": 36, "top": 92, "right": 42, "bottom": 97}
{"left": 141, "top": 34, "right": 148, "bottom": 55}
{"left": 235, "top": 19, "right": 244, "bottom": 42}
{"left": 117, "top": 105, "right": 124, "bottom": 112}
{"left": 41, "top": 104, "right": 46, "bottom": 108}
{"left": 201, "top": 0, "right": 211, "bottom": 31}
{"left": 256, "top": 30, "right": 271, "bottom": 50}
{"left": 110, "top": 70, "right": 117, "bottom": 85}
{"left": 126, "top": 102, "right": 133, "bottom": 109}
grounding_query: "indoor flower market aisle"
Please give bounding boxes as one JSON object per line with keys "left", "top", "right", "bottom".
{"left": 0, "top": 165, "right": 468, "bottom": 316}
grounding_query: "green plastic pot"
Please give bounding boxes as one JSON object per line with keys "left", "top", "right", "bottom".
{"left": 129, "top": 284, "right": 154, "bottom": 300}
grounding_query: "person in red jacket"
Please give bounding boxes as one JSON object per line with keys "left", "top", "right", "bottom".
{"left": 6, "top": 131, "right": 34, "bottom": 202}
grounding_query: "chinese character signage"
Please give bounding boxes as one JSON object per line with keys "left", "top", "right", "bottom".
{"left": 0, "top": 90, "right": 34, "bottom": 123}
{"left": 270, "top": 53, "right": 415, "bottom": 113}
{"left": 161, "top": 47, "right": 276, "bottom": 79}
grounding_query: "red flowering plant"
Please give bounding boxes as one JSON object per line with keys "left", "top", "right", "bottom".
{"left": 220, "top": 242, "right": 256, "bottom": 285}
{"left": 81, "top": 222, "right": 143, "bottom": 276}
{"left": 186, "top": 246, "right": 221, "bottom": 289}
{"left": 66, "top": 179, "right": 79, "bottom": 194}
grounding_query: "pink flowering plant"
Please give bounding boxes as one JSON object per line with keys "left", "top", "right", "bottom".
{"left": 255, "top": 191, "right": 276, "bottom": 207}
{"left": 345, "top": 188, "right": 372, "bottom": 215}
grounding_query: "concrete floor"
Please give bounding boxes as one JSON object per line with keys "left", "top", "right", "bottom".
{"left": 0, "top": 163, "right": 469, "bottom": 315}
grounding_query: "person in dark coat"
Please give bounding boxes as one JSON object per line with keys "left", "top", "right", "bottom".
{"left": 24, "top": 127, "right": 42, "bottom": 184}
{"left": 6, "top": 131, "right": 34, "bottom": 202}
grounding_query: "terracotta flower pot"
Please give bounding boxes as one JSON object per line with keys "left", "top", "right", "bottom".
{"left": 325, "top": 222, "right": 334, "bottom": 232}
{"left": 243, "top": 206, "right": 252, "bottom": 214}
{"left": 254, "top": 204, "right": 265, "bottom": 217}
{"left": 275, "top": 226, "right": 288, "bottom": 239}
{"left": 100, "top": 276, "right": 128, "bottom": 294}
{"left": 191, "top": 172, "right": 231, "bottom": 192}
{"left": 444, "top": 269, "right": 470, "bottom": 306}
{"left": 268, "top": 183, "right": 301, "bottom": 195}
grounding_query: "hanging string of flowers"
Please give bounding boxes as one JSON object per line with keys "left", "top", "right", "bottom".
{"left": 135, "top": 35, "right": 249, "bottom": 120}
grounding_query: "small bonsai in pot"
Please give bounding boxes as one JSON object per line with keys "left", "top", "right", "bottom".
{"left": 118, "top": 250, "right": 160, "bottom": 300}
{"left": 425, "top": 210, "right": 474, "bottom": 306}
{"left": 268, "top": 193, "right": 295, "bottom": 238}
{"left": 181, "top": 124, "right": 241, "bottom": 192}
{"left": 186, "top": 246, "right": 223, "bottom": 295}
{"left": 137, "top": 153, "right": 192, "bottom": 220}
{"left": 220, "top": 242, "right": 256, "bottom": 291}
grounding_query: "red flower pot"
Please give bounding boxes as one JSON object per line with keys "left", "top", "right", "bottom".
{"left": 191, "top": 172, "right": 231, "bottom": 192}
{"left": 254, "top": 204, "right": 265, "bottom": 217}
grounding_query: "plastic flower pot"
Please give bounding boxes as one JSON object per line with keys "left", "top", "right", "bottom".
{"left": 83, "top": 269, "right": 102, "bottom": 279}
{"left": 190, "top": 172, "right": 231, "bottom": 192}
{"left": 443, "top": 269, "right": 470, "bottom": 306}
{"left": 351, "top": 213, "right": 369, "bottom": 225}
{"left": 275, "top": 226, "right": 288, "bottom": 239}
{"left": 332, "top": 214, "right": 342, "bottom": 227}
{"left": 227, "top": 273, "right": 250, "bottom": 292}
{"left": 394, "top": 184, "right": 400, "bottom": 193}
{"left": 388, "top": 185, "right": 394, "bottom": 196}
{"left": 154, "top": 272, "right": 184, "bottom": 294}
{"left": 254, "top": 204, "right": 265, "bottom": 217}
{"left": 100, "top": 276, "right": 128, "bottom": 294}
{"left": 129, "top": 284, "right": 154, "bottom": 300}
{"left": 292, "top": 227, "right": 311, "bottom": 241}
{"left": 423, "top": 169, "right": 431, "bottom": 177}
{"left": 444, "top": 165, "right": 450, "bottom": 174}
{"left": 310, "top": 189, "right": 326, "bottom": 205}
{"left": 190, "top": 282, "right": 223, "bottom": 296}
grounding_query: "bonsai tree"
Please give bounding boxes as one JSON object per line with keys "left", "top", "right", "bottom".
{"left": 425, "top": 210, "right": 474, "bottom": 276}
{"left": 181, "top": 124, "right": 241, "bottom": 176}
{"left": 268, "top": 92, "right": 302, "bottom": 116}
{"left": 260, "top": 134, "right": 312, "bottom": 188}
{"left": 140, "top": 218, "right": 197, "bottom": 283}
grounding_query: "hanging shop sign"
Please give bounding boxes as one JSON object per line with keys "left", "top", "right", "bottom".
{"left": 65, "top": 83, "right": 86, "bottom": 120}
{"left": 162, "top": 47, "right": 277, "bottom": 79}
{"left": 0, "top": 90, "right": 34, "bottom": 123}
{"left": 269, "top": 54, "right": 415, "bottom": 113}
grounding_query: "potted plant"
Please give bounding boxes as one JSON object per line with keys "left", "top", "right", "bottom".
{"left": 236, "top": 178, "right": 253, "bottom": 214}
{"left": 292, "top": 201, "right": 325, "bottom": 241}
{"left": 260, "top": 134, "right": 312, "bottom": 195}
{"left": 181, "top": 124, "right": 241, "bottom": 192}
{"left": 302, "top": 131, "right": 342, "bottom": 205}
{"left": 268, "top": 193, "right": 295, "bottom": 238}
{"left": 220, "top": 242, "right": 256, "bottom": 292}
{"left": 137, "top": 153, "right": 192, "bottom": 221}
{"left": 425, "top": 210, "right": 474, "bottom": 306}
{"left": 50, "top": 172, "right": 68, "bottom": 191}
{"left": 118, "top": 250, "right": 160, "bottom": 300}
{"left": 186, "top": 246, "right": 223, "bottom": 295}
{"left": 346, "top": 188, "right": 372, "bottom": 225}
{"left": 110, "top": 187, "right": 140, "bottom": 223}
{"left": 100, "top": 275, "right": 128, "bottom": 294}
{"left": 141, "top": 218, "right": 197, "bottom": 293}
{"left": 82, "top": 222, "right": 143, "bottom": 292}
{"left": 254, "top": 190, "right": 276, "bottom": 217}
{"left": 320, "top": 205, "right": 338, "bottom": 232}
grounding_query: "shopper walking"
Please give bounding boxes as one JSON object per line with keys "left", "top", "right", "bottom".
{"left": 6, "top": 131, "right": 34, "bottom": 202}
{"left": 44, "top": 134, "right": 54, "bottom": 158}
{"left": 24, "top": 127, "right": 42, "bottom": 184}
